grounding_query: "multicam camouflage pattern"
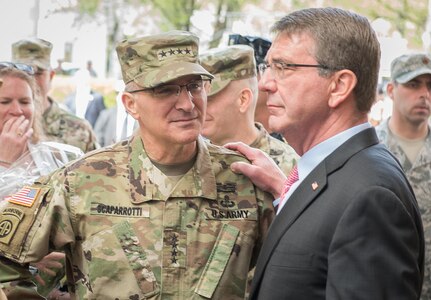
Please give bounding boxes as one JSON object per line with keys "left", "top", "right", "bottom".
{"left": 116, "top": 30, "right": 213, "bottom": 88}
{"left": 0, "top": 135, "right": 274, "bottom": 300}
{"left": 376, "top": 119, "right": 431, "bottom": 299}
{"left": 200, "top": 45, "right": 257, "bottom": 96}
{"left": 12, "top": 38, "right": 52, "bottom": 70}
{"left": 391, "top": 53, "right": 431, "bottom": 84}
{"left": 250, "top": 123, "right": 298, "bottom": 175}
{"left": 43, "top": 98, "right": 98, "bottom": 153}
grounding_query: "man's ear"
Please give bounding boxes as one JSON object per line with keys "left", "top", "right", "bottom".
{"left": 238, "top": 88, "right": 253, "bottom": 113}
{"left": 122, "top": 92, "right": 139, "bottom": 120}
{"left": 49, "top": 70, "right": 55, "bottom": 81}
{"left": 386, "top": 82, "right": 395, "bottom": 100}
{"left": 328, "top": 70, "right": 357, "bottom": 108}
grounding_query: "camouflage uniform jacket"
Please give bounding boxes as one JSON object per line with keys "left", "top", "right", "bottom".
{"left": 0, "top": 135, "right": 274, "bottom": 300}
{"left": 43, "top": 97, "right": 98, "bottom": 153}
{"left": 376, "top": 118, "right": 431, "bottom": 299}
{"left": 250, "top": 122, "right": 298, "bottom": 175}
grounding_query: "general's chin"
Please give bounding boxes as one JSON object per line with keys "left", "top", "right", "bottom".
{"left": 175, "top": 130, "right": 201, "bottom": 144}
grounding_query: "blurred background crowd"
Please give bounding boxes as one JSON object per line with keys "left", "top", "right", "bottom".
{"left": 0, "top": 0, "right": 430, "bottom": 132}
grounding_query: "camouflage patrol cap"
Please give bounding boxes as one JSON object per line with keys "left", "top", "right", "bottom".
{"left": 116, "top": 30, "right": 213, "bottom": 88}
{"left": 12, "top": 38, "right": 52, "bottom": 70}
{"left": 200, "top": 45, "right": 256, "bottom": 96}
{"left": 391, "top": 53, "right": 431, "bottom": 84}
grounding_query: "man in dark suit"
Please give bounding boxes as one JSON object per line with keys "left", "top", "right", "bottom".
{"left": 226, "top": 7, "right": 424, "bottom": 300}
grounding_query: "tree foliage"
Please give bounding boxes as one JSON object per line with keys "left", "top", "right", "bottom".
{"left": 77, "top": 0, "right": 100, "bottom": 15}
{"left": 328, "top": 0, "right": 428, "bottom": 48}
{"left": 54, "top": 0, "right": 430, "bottom": 76}
{"left": 148, "top": 0, "right": 199, "bottom": 31}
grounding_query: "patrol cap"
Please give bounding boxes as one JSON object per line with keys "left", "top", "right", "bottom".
{"left": 116, "top": 30, "right": 213, "bottom": 88}
{"left": 200, "top": 45, "right": 256, "bottom": 96}
{"left": 391, "top": 53, "right": 431, "bottom": 84}
{"left": 12, "top": 38, "right": 52, "bottom": 70}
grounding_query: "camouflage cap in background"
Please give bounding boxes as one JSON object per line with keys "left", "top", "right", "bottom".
{"left": 391, "top": 53, "right": 431, "bottom": 84}
{"left": 12, "top": 38, "right": 52, "bottom": 70}
{"left": 116, "top": 30, "right": 214, "bottom": 88}
{"left": 200, "top": 45, "right": 256, "bottom": 96}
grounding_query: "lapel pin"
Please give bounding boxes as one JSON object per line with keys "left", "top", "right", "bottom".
{"left": 312, "top": 182, "right": 319, "bottom": 191}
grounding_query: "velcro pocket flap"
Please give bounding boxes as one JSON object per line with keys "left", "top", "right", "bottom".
{"left": 113, "top": 221, "right": 160, "bottom": 298}
{"left": 195, "top": 223, "right": 239, "bottom": 298}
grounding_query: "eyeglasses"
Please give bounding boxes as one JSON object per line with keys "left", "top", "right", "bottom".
{"left": 0, "top": 62, "right": 35, "bottom": 75}
{"left": 258, "top": 62, "right": 332, "bottom": 80}
{"left": 127, "top": 79, "right": 209, "bottom": 100}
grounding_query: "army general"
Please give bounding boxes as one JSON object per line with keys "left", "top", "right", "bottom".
{"left": 0, "top": 31, "right": 274, "bottom": 300}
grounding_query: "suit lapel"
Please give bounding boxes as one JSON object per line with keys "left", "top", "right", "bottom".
{"left": 250, "top": 158, "right": 328, "bottom": 298}
{"left": 251, "top": 128, "right": 380, "bottom": 297}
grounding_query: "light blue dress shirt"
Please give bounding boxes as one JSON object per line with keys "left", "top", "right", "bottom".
{"left": 275, "top": 122, "right": 372, "bottom": 214}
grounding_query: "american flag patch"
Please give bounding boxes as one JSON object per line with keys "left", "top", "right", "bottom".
{"left": 5, "top": 186, "right": 40, "bottom": 207}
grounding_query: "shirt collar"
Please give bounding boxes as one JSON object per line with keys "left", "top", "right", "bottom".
{"left": 298, "top": 122, "right": 372, "bottom": 180}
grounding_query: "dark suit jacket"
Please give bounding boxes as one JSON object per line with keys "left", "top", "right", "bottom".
{"left": 250, "top": 128, "right": 424, "bottom": 300}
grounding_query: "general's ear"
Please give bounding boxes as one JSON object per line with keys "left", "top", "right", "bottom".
{"left": 328, "top": 70, "right": 357, "bottom": 108}
{"left": 122, "top": 92, "right": 139, "bottom": 120}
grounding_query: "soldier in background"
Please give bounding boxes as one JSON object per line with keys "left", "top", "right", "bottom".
{"left": 200, "top": 45, "right": 298, "bottom": 176}
{"left": 376, "top": 53, "right": 431, "bottom": 299}
{"left": 0, "top": 30, "right": 274, "bottom": 299}
{"left": 228, "top": 34, "right": 284, "bottom": 141}
{"left": 12, "top": 38, "right": 98, "bottom": 153}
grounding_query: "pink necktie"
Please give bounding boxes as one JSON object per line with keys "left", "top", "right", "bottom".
{"left": 278, "top": 165, "right": 299, "bottom": 210}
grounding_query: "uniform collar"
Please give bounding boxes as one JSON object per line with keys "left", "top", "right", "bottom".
{"left": 128, "top": 135, "right": 218, "bottom": 203}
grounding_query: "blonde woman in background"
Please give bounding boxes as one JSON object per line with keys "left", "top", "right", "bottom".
{"left": 0, "top": 62, "right": 82, "bottom": 300}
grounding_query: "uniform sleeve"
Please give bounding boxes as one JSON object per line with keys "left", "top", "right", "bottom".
{"left": 327, "top": 186, "right": 423, "bottom": 299}
{"left": 0, "top": 256, "right": 44, "bottom": 299}
{"left": 252, "top": 188, "right": 275, "bottom": 269}
{"left": 0, "top": 169, "right": 75, "bottom": 297}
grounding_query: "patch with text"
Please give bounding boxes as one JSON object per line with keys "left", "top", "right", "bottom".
{"left": 90, "top": 202, "right": 149, "bottom": 218}
{"left": 0, "top": 207, "right": 24, "bottom": 244}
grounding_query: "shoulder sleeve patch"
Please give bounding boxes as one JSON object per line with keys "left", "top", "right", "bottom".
{"left": 0, "top": 186, "right": 51, "bottom": 261}
{"left": 0, "top": 207, "right": 25, "bottom": 245}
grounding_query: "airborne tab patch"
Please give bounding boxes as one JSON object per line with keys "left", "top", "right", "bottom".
{"left": 5, "top": 186, "right": 40, "bottom": 207}
{"left": 0, "top": 207, "right": 24, "bottom": 245}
